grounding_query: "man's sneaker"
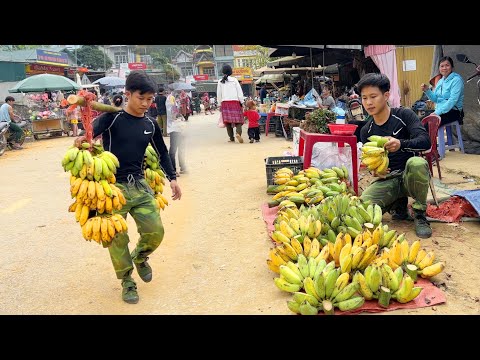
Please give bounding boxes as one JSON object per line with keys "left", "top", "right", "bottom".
{"left": 235, "top": 134, "right": 244, "bottom": 143}
{"left": 414, "top": 211, "right": 432, "bottom": 238}
{"left": 11, "top": 143, "right": 23, "bottom": 150}
{"left": 134, "top": 256, "right": 152, "bottom": 283}
{"left": 121, "top": 278, "right": 139, "bottom": 304}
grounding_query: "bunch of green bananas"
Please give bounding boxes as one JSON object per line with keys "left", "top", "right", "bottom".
{"left": 283, "top": 258, "right": 365, "bottom": 315}
{"left": 355, "top": 264, "right": 422, "bottom": 307}
{"left": 143, "top": 145, "right": 169, "bottom": 210}
{"left": 317, "top": 194, "right": 381, "bottom": 240}
{"left": 361, "top": 135, "right": 390, "bottom": 175}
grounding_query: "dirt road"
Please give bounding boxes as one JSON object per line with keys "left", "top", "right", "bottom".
{"left": 0, "top": 113, "right": 479, "bottom": 314}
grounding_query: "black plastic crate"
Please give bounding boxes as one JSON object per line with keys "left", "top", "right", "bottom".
{"left": 265, "top": 156, "right": 304, "bottom": 187}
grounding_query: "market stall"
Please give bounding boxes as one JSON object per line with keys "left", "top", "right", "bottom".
{"left": 9, "top": 74, "right": 81, "bottom": 139}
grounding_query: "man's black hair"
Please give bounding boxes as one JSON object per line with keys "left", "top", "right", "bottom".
{"left": 126, "top": 70, "right": 157, "bottom": 94}
{"left": 5, "top": 96, "right": 15, "bottom": 102}
{"left": 356, "top": 73, "right": 391, "bottom": 95}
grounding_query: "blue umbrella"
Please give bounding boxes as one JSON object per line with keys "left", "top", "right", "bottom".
{"left": 168, "top": 82, "right": 196, "bottom": 91}
{"left": 92, "top": 76, "right": 126, "bottom": 87}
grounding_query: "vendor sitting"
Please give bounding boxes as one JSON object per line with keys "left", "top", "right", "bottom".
{"left": 319, "top": 87, "right": 336, "bottom": 111}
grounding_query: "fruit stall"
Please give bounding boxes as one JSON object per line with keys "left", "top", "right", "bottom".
{"left": 25, "top": 94, "right": 71, "bottom": 139}
{"left": 262, "top": 136, "right": 446, "bottom": 315}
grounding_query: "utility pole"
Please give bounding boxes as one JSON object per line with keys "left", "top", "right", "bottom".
{"left": 103, "top": 45, "right": 106, "bottom": 71}
{"left": 213, "top": 45, "right": 218, "bottom": 80}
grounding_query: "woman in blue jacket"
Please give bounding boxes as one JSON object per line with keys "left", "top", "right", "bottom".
{"left": 421, "top": 56, "right": 464, "bottom": 126}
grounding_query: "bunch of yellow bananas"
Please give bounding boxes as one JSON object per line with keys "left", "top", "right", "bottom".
{"left": 330, "top": 232, "right": 379, "bottom": 273}
{"left": 143, "top": 145, "right": 169, "bottom": 211}
{"left": 283, "top": 258, "right": 365, "bottom": 315}
{"left": 377, "top": 239, "right": 445, "bottom": 281}
{"left": 63, "top": 141, "right": 129, "bottom": 246}
{"left": 272, "top": 167, "right": 294, "bottom": 185}
{"left": 361, "top": 135, "right": 390, "bottom": 175}
{"left": 81, "top": 214, "right": 128, "bottom": 245}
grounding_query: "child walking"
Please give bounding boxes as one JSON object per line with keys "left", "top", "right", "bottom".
{"left": 244, "top": 100, "right": 261, "bottom": 143}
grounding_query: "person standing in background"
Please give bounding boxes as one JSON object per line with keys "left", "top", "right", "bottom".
{"left": 179, "top": 90, "right": 191, "bottom": 121}
{"left": 259, "top": 85, "right": 267, "bottom": 104}
{"left": 217, "top": 64, "right": 245, "bottom": 143}
{"left": 155, "top": 88, "right": 168, "bottom": 136}
{"left": 243, "top": 100, "right": 261, "bottom": 143}
{"left": 421, "top": 56, "right": 465, "bottom": 127}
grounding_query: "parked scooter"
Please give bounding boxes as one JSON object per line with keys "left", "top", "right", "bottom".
{"left": 456, "top": 53, "right": 480, "bottom": 105}
{"left": 347, "top": 97, "right": 366, "bottom": 121}
{"left": 0, "top": 118, "right": 29, "bottom": 156}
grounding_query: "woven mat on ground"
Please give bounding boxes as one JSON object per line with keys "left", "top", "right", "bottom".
{"left": 260, "top": 203, "right": 447, "bottom": 313}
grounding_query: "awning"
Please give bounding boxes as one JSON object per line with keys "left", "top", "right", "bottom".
{"left": 264, "top": 45, "right": 362, "bottom": 57}
{"left": 267, "top": 55, "right": 304, "bottom": 67}
{"left": 255, "top": 73, "right": 288, "bottom": 84}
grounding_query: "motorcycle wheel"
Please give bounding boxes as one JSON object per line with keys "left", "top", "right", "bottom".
{"left": 0, "top": 133, "right": 6, "bottom": 156}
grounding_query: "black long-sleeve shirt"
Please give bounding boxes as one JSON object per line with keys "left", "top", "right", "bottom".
{"left": 360, "top": 107, "right": 431, "bottom": 175}
{"left": 93, "top": 111, "right": 176, "bottom": 183}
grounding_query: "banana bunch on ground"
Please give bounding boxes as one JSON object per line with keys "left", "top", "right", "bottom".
{"left": 353, "top": 263, "right": 422, "bottom": 306}
{"left": 267, "top": 166, "right": 354, "bottom": 208}
{"left": 143, "top": 145, "right": 169, "bottom": 210}
{"left": 361, "top": 135, "right": 390, "bottom": 175}
{"left": 63, "top": 141, "right": 128, "bottom": 246}
{"left": 329, "top": 231, "right": 379, "bottom": 274}
{"left": 377, "top": 239, "right": 445, "bottom": 281}
{"left": 284, "top": 259, "right": 365, "bottom": 315}
{"left": 317, "top": 194, "right": 380, "bottom": 239}
{"left": 80, "top": 214, "right": 128, "bottom": 246}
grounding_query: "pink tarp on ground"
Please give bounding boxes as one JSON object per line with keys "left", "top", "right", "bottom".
{"left": 260, "top": 203, "right": 447, "bottom": 313}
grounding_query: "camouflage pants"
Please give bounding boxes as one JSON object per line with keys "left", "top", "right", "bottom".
{"left": 108, "top": 178, "right": 164, "bottom": 280}
{"left": 360, "top": 157, "right": 430, "bottom": 212}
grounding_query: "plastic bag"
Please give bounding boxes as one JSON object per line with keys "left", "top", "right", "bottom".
{"left": 310, "top": 143, "right": 354, "bottom": 183}
{"left": 218, "top": 112, "right": 225, "bottom": 128}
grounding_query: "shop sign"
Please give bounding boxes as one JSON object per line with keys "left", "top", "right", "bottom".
{"left": 26, "top": 63, "right": 65, "bottom": 76}
{"left": 128, "top": 62, "right": 146, "bottom": 70}
{"left": 233, "top": 67, "right": 253, "bottom": 81}
{"left": 194, "top": 74, "right": 209, "bottom": 81}
{"left": 36, "top": 49, "right": 69, "bottom": 66}
{"left": 233, "top": 45, "right": 257, "bottom": 57}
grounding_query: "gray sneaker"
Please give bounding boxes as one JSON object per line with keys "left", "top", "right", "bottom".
{"left": 121, "top": 278, "right": 139, "bottom": 304}
{"left": 414, "top": 211, "right": 432, "bottom": 238}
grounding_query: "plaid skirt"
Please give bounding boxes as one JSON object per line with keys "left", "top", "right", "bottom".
{"left": 221, "top": 100, "right": 244, "bottom": 124}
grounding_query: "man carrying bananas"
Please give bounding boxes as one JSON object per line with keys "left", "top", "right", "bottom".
{"left": 75, "top": 71, "right": 182, "bottom": 304}
{"left": 357, "top": 73, "right": 432, "bottom": 239}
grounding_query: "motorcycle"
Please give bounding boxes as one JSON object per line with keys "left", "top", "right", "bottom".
{"left": 0, "top": 118, "right": 30, "bottom": 156}
{"left": 347, "top": 98, "right": 366, "bottom": 121}
{"left": 456, "top": 53, "right": 480, "bottom": 105}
